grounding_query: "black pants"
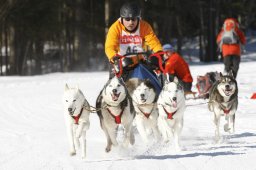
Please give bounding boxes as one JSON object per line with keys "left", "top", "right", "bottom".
{"left": 182, "top": 82, "right": 192, "bottom": 93}
{"left": 163, "top": 74, "right": 192, "bottom": 92}
{"left": 223, "top": 55, "right": 240, "bottom": 78}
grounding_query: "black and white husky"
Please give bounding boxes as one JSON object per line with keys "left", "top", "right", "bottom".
{"left": 208, "top": 71, "right": 238, "bottom": 142}
{"left": 63, "top": 84, "right": 90, "bottom": 159}
{"left": 96, "top": 76, "right": 135, "bottom": 152}
{"left": 126, "top": 78, "right": 160, "bottom": 144}
{"left": 157, "top": 77, "right": 186, "bottom": 151}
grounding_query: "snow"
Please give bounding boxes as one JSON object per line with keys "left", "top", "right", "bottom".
{"left": 0, "top": 57, "right": 256, "bottom": 170}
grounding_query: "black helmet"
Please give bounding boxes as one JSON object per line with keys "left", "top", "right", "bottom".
{"left": 120, "top": 2, "right": 141, "bottom": 18}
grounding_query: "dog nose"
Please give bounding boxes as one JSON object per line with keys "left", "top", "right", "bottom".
{"left": 140, "top": 94, "right": 145, "bottom": 98}
{"left": 112, "top": 89, "right": 117, "bottom": 93}
{"left": 68, "top": 108, "right": 72, "bottom": 112}
{"left": 172, "top": 97, "right": 177, "bottom": 101}
{"left": 225, "top": 85, "right": 230, "bottom": 89}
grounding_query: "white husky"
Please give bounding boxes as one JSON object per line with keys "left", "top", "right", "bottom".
{"left": 157, "top": 77, "right": 186, "bottom": 151}
{"left": 63, "top": 84, "right": 90, "bottom": 159}
{"left": 96, "top": 76, "right": 135, "bottom": 152}
{"left": 208, "top": 72, "right": 238, "bottom": 142}
{"left": 126, "top": 78, "right": 160, "bottom": 143}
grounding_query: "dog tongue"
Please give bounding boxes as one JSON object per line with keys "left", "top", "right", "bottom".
{"left": 172, "top": 101, "right": 177, "bottom": 108}
{"left": 112, "top": 94, "right": 119, "bottom": 101}
{"left": 112, "top": 95, "right": 118, "bottom": 101}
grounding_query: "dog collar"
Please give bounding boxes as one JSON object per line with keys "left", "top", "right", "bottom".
{"left": 71, "top": 107, "right": 84, "bottom": 124}
{"left": 162, "top": 106, "right": 176, "bottom": 119}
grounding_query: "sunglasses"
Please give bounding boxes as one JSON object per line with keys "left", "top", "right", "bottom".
{"left": 124, "top": 17, "right": 137, "bottom": 22}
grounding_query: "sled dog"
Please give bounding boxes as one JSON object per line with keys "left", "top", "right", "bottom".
{"left": 157, "top": 77, "right": 185, "bottom": 151}
{"left": 126, "top": 78, "right": 160, "bottom": 143}
{"left": 96, "top": 76, "right": 135, "bottom": 152}
{"left": 208, "top": 71, "right": 238, "bottom": 142}
{"left": 63, "top": 84, "right": 90, "bottom": 159}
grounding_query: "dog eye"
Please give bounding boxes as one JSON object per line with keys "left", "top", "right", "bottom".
{"left": 66, "top": 100, "right": 68, "bottom": 102}
{"left": 73, "top": 100, "right": 76, "bottom": 102}
{"left": 117, "top": 84, "right": 121, "bottom": 87}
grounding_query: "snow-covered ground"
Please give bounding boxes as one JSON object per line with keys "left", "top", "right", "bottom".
{"left": 0, "top": 56, "right": 256, "bottom": 170}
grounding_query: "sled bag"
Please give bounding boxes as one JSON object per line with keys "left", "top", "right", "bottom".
{"left": 128, "top": 64, "right": 162, "bottom": 95}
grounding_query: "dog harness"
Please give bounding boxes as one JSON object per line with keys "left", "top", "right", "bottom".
{"left": 107, "top": 107, "right": 125, "bottom": 124}
{"left": 220, "top": 103, "right": 231, "bottom": 114}
{"left": 137, "top": 105, "right": 155, "bottom": 119}
{"left": 223, "top": 109, "right": 231, "bottom": 114}
{"left": 162, "top": 106, "right": 177, "bottom": 119}
{"left": 71, "top": 107, "right": 84, "bottom": 124}
{"left": 219, "top": 97, "right": 237, "bottom": 115}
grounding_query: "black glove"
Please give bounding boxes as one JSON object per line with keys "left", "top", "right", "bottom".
{"left": 121, "top": 57, "right": 133, "bottom": 69}
{"left": 111, "top": 56, "right": 121, "bottom": 73}
{"left": 147, "top": 51, "right": 165, "bottom": 70}
{"left": 147, "top": 55, "right": 160, "bottom": 69}
{"left": 111, "top": 56, "right": 120, "bottom": 64}
{"left": 168, "top": 74, "right": 175, "bottom": 82}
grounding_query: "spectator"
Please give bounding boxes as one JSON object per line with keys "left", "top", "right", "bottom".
{"left": 216, "top": 18, "right": 246, "bottom": 78}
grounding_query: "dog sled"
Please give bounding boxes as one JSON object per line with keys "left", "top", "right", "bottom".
{"left": 112, "top": 52, "right": 163, "bottom": 94}
{"left": 184, "top": 71, "right": 220, "bottom": 100}
{"left": 193, "top": 72, "right": 220, "bottom": 99}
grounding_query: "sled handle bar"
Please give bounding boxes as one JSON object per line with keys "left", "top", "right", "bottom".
{"left": 113, "top": 51, "right": 167, "bottom": 77}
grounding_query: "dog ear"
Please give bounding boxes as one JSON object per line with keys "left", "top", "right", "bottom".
{"left": 65, "top": 84, "right": 69, "bottom": 91}
{"left": 75, "top": 84, "right": 79, "bottom": 91}
{"left": 164, "top": 78, "right": 169, "bottom": 85}
{"left": 219, "top": 72, "right": 223, "bottom": 77}
{"left": 173, "top": 76, "right": 179, "bottom": 83}
{"left": 228, "top": 70, "right": 234, "bottom": 78}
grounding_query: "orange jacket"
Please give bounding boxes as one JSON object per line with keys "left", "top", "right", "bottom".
{"left": 164, "top": 52, "right": 193, "bottom": 83}
{"left": 216, "top": 19, "right": 246, "bottom": 57}
{"left": 105, "top": 18, "right": 162, "bottom": 61}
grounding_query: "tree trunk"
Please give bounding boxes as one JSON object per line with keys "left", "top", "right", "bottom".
{"left": 105, "top": 0, "right": 110, "bottom": 37}
{"left": 34, "top": 38, "right": 43, "bottom": 75}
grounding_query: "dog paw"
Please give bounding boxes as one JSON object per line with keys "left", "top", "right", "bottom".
{"left": 224, "top": 124, "right": 231, "bottom": 132}
{"left": 163, "top": 138, "right": 170, "bottom": 143}
{"left": 105, "top": 147, "right": 111, "bottom": 153}
{"left": 70, "top": 151, "right": 76, "bottom": 156}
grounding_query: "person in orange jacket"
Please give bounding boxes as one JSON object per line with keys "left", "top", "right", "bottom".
{"left": 163, "top": 44, "right": 193, "bottom": 92}
{"left": 105, "top": 2, "right": 162, "bottom": 80}
{"left": 216, "top": 18, "right": 246, "bottom": 78}
{"left": 149, "top": 44, "right": 193, "bottom": 93}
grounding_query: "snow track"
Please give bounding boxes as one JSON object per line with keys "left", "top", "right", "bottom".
{"left": 0, "top": 62, "right": 256, "bottom": 170}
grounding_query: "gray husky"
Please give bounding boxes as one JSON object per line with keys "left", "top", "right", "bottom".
{"left": 126, "top": 78, "right": 160, "bottom": 144}
{"left": 157, "top": 77, "right": 186, "bottom": 151}
{"left": 208, "top": 71, "right": 238, "bottom": 142}
{"left": 96, "top": 76, "right": 135, "bottom": 152}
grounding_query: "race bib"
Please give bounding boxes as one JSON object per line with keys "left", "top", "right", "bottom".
{"left": 119, "top": 24, "right": 143, "bottom": 57}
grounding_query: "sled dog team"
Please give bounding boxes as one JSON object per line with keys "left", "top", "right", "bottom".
{"left": 62, "top": 71, "right": 238, "bottom": 159}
